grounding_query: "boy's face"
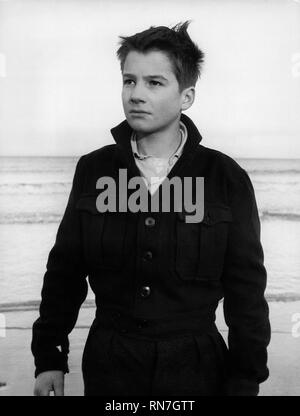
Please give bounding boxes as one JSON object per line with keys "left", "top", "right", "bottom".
{"left": 122, "top": 50, "right": 193, "bottom": 136}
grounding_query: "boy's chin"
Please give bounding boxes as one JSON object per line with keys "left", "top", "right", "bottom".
{"left": 126, "top": 119, "right": 155, "bottom": 135}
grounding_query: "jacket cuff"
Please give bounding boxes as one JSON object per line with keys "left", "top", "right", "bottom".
{"left": 223, "top": 377, "right": 259, "bottom": 396}
{"left": 34, "top": 351, "right": 69, "bottom": 378}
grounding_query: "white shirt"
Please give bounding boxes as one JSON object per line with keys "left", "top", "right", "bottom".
{"left": 131, "top": 121, "right": 188, "bottom": 195}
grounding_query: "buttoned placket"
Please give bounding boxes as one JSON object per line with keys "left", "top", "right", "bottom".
{"left": 130, "top": 124, "right": 187, "bottom": 318}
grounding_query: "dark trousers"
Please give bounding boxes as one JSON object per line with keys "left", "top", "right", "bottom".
{"left": 82, "top": 316, "right": 228, "bottom": 396}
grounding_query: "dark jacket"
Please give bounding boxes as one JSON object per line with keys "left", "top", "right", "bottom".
{"left": 31, "top": 113, "right": 271, "bottom": 395}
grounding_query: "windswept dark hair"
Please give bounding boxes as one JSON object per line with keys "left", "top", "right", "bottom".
{"left": 116, "top": 21, "right": 205, "bottom": 91}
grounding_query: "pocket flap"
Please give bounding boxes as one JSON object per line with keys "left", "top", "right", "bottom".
{"left": 176, "top": 203, "right": 232, "bottom": 225}
{"left": 202, "top": 204, "right": 233, "bottom": 226}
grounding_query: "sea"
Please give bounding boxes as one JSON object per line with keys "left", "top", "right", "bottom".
{"left": 0, "top": 156, "right": 300, "bottom": 311}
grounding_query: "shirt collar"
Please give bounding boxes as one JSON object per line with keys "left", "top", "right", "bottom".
{"left": 131, "top": 121, "right": 188, "bottom": 162}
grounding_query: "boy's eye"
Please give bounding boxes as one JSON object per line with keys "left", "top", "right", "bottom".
{"left": 149, "top": 80, "right": 162, "bottom": 86}
{"left": 123, "top": 79, "right": 162, "bottom": 87}
{"left": 123, "top": 79, "right": 135, "bottom": 85}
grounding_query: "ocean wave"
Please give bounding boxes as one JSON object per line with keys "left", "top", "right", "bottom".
{"left": 265, "top": 293, "right": 300, "bottom": 302}
{"left": 0, "top": 157, "right": 78, "bottom": 174}
{"left": 0, "top": 294, "right": 299, "bottom": 313}
{"left": 0, "top": 182, "right": 71, "bottom": 188}
{"left": 260, "top": 211, "right": 300, "bottom": 221}
{"left": 253, "top": 180, "right": 300, "bottom": 186}
{"left": 0, "top": 299, "right": 96, "bottom": 313}
{"left": 0, "top": 212, "right": 62, "bottom": 224}
{"left": 247, "top": 169, "right": 300, "bottom": 175}
{"left": 1, "top": 210, "right": 300, "bottom": 224}
{"left": 0, "top": 168, "right": 73, "bottom": 174}
{"left": 0, "top": 182, "right": 71, "bottom": 195}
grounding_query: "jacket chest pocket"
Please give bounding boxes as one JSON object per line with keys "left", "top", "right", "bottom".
{"left": 76, "top": 195, "right": 127, "bottom": 270}
{"left": 175, "top": 203, "right": 233, "bottom": 281}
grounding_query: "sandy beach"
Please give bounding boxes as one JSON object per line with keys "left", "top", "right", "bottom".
{"left": 0, "top": 300, "right": 300, "bottom": 396}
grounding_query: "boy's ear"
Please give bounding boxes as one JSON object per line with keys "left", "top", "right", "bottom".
{"left": 181, "top": 87, "right": 195, "bottom": 111}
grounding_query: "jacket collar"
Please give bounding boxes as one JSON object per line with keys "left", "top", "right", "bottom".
{"left": 110, "top": 113, "right": 203, "bottom": 177}
{"left": 111, "top": 112, "right": 202, "bottom": 149}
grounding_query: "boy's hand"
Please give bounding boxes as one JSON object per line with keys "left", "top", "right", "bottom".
{"left": 34, "top": 371, "right": 65, "bottom": 396}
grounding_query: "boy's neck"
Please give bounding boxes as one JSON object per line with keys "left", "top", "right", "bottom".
{"left": 135, "top": 119, "right": 182, "bottom": 159}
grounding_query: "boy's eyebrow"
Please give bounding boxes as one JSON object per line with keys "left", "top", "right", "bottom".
{"left": 123, "top": 73, "right": 168, "bottom": 81}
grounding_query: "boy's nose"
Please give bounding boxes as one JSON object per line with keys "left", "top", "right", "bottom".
{"left": 129, "top": 85, "right": 146, "bottom": 103}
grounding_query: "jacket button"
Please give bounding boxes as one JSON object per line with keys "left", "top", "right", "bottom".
{"left": 145, "top": 217, "right": 155, "bottom": 227}
{"left": 143, "top": 251, "right": 153, "bottom": 261}
{"left": 140, "top": 286, "right": 151, "bottom": 298}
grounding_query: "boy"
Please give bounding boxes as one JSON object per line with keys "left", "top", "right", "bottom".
{"left": 32, "top": 22, "right": 271, "bottom": 396}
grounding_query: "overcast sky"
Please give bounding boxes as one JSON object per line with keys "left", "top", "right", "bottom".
{"left": 0, "top": 0, "right": 300, "bottom": 158}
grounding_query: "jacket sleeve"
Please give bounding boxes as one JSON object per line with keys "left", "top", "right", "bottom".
{"left": 222, "top": 168, "right": 271, "bottom": 396}
{"left": 31, "top": 155, "right": 88, "bottom": 378}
